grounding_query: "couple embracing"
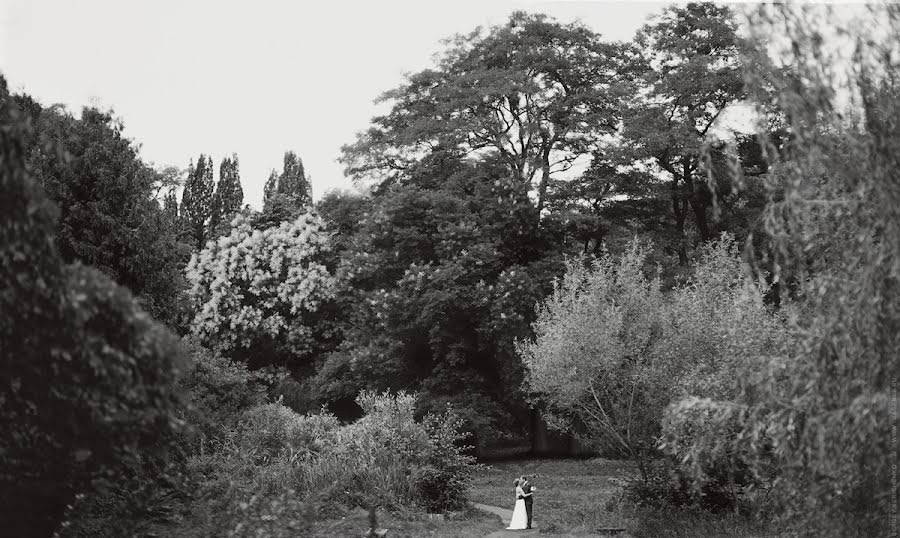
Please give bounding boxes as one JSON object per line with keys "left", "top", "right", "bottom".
{"left": 506, "top": 475, "right": 535, "bottom": 530}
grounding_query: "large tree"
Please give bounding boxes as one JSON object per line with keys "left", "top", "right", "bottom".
{"left": 341, "top": 12, "right": 631, "bottom": 222}
{"left": 25, "top": 102, "right": 188, "bottom": 325}
{"left": 613, "top": 3, "right": 748, "bottom": 263}
{"left": 314, "top": 153, "right": 561, "bottom": 449}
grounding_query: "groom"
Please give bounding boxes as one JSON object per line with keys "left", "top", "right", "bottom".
{"left": 520, "top": 475, "right": 535, "bottom": 529}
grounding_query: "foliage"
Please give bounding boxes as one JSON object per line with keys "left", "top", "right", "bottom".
{"left": 414, "top": 410, "right": 478, "bottom": 512}
{"left": 521, "top": 234, "right": 787, "bottom": 491}
{"left": 25, "top": 102, "right": 189, "bottom": 326}
{"left": 659, "top": 5, "right": 900, "bottom": 536}
{"left": 185, "top": 212, "right": 336, "bottom": 369}
{"left": 236, "top": 403, "right": 340, "bottom": 464}
{"left": 259, "top": 151, "right": 313, "bottom": 228}
{"left": 341, "top": 12, "right": 630, "bottom": 217}
{"left": 1, "top": 90, "right": 190, "bottom": 536}
{"left": 181, "top": 154, "right": 215, "bottom": 249}
{"left": 299, "top": 391, "right": 475, "bottom": 512}
{"left": 611, "top": 3, "right": 752, "bottom": 262}
{"left": 209, "top": 153, "right": 244, "bottom": 239}
{"left": 183, "top": 391, "right": 475, "bottom": 530}
{"left": 518, "top": 241, "right": 667, "bottom": 476}
{"left": 316, "top": 156, "right": 559, "bottom": 447}
{"left": 178, "top": 337, "right": 270, "bottom": 440}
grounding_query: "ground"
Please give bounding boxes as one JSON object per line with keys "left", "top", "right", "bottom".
{"left": 307, "top": 505, "right": 502, "bottom": 537}
{"left": 467, "top": 458, "right": 776, "bottom": 538}
{"left": 469, "top": 458, "right": 634, "bottom": 536}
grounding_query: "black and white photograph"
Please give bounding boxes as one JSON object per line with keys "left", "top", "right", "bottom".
{"left": 1, "top": 1, "right": 897, "bottom": 536}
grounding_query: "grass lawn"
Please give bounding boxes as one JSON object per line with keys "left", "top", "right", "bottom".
{"left": 308, "top": 505, "right": 502, "bottom": 537}
{"left": 469, "top": 457, "right": 634, "bottom": 535}
{"left": 469, "top": 458, "right": 780, "bottom": 537}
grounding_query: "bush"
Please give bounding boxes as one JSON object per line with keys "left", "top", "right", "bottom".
{"left": 657, "top": 7, "right": 900, "bottom": 535}
{"left": 520, "top": 234, "right": 790, "bottom": 509}
{"left": 178, "top": 337, "right": 271, "bottom": 441}
{"left": 622, "top": 456, "right": 756, "bottom": 513}
{"left": 0, "top": 97, "right": 188, "bottom": 536}
{"left": 236, "top": 403, "right": 339, "bottom": 463}
{"left": 518, "top": 240, "right": 670, "bottom": 475}
{"left": 413, "top": 410, "right": 477, "bottom": 512}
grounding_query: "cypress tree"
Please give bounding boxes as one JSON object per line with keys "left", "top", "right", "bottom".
{"left": 276, "top": 151, "right": 312, "bottom": 207}
{"left": 181, "top": 154, "right": 214, "bottom": 249}
{"left": 209, "top": 154, "right": 244, "bottom": 237}
{"left": 262, "top": 169, "right": 278, "bottom": 209}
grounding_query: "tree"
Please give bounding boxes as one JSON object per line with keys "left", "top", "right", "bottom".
{"left": 262, "top": 169, "right": 278, "bottom": 207}
{"left": 543, "top": 154, "right": 656, "bottom": 256}
{"left": 613, "top": 3, "right": 748, "bottom": 263}
{"left": 181, "top": 154, "right": 215, "bottom": 249}
{"left": 0, "top": 84, "right": 187, "bottom": 537}
{"left": 259, "top": 152, "right": 313, "bottom": 228}
{"left": 185, "top": 212, "right": 336, "bottom": 370}
{"left": 209, "top": 153, "right": 244, "bottom": 238}
{"left": 341, "top": 12, "right": 630, "bottom": 223}
{"left": 314, "top": 153, "right": 560, "bottom": 449}
{"left": 518, "top": 242, "right": 668, "bottom": 478}
{"left": 277, "top": 151, "right": 311, "bottom": 206}
{"left": 26, "top": 103, "right": 188, "bottom": 325}
{"left": 662, "top": 5, "right": 900, "bottom": 535}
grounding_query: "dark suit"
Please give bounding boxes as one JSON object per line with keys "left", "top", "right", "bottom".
{"left": 522, "top": 481, "right": 533, "bottom": 528}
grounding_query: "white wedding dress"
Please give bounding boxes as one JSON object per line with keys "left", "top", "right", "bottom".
{"left": 507, "top": 485, "right": 528, "bottom": 530}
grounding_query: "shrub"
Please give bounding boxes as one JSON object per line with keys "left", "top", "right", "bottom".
{"left": 295, "top": 392, "right": 476, "bottom": 513}
{"left": 1, "top": 96, "right": 188, "bottom": 536}
{"left": 518, "top": 240, "right": 669, "bottom": 477}
{"left": 178, "top": 337, "right": 270, "bottom": 440}
{"left": 236, "top": 403, "right": 339, "bottom": 463}
{"left": 657, "top": 7, "right": 900, "bottom": 535}
{"left": 521, "top": 234, "right": 790, "bottom": 508}
{"left": 413, "top": 410, "right": 477, "bottom": 512}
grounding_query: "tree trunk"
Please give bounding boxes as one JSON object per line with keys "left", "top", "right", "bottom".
{"left": 672, "top": 184, "right": 689, "bottom": 266}
{"left": 689, "top": 195, "right": 712, "bottom": 242}
{"left": 535, "top": 148, "right": 552, "bottom": 224}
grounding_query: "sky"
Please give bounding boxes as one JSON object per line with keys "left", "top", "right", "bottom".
{"left": 0, "top": 0, "right": 673, "bottom": 208}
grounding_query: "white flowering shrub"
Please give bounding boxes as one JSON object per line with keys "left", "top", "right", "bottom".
{"left": 185, "top": 213, "right": 335, "bottom": 360}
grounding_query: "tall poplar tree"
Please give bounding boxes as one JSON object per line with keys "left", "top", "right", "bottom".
{"left": 259, "top": 151, "right": 312, "bottom": 226}
{"left": 181, "top": 154, "right": 214, "bottom": 249}
{"left": 209, "top": 153, "right": 244, "bottom": 237}
{"left": 262, "top": 169, "right": 278, "bottom": 208}
{"left": 276, "top": 151, "right": 312, "bottom": 207}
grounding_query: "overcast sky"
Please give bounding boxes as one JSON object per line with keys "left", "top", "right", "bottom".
{"left": 1, "top": 0, "right": 672, "bottom": 208}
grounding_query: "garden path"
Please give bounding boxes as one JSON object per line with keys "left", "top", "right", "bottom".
{"left": 472, "top": 503, "right": 539, "bottom": 537}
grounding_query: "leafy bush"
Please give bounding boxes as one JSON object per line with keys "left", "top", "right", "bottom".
{"left": 236, "top": 403, "right": 339, "bottom": 463}
{"left": 0, "top": 95, "right": 188, "bottom": 536}
{"left": 658, "top": 6, "right": 900, "bottom": 535}
{"left": 178, "top": 337, "right": 270, "bottom": 440}
{"left": 521, "top": 234, "right": 789, "bottom": 510}
{"left": 413, "top": 410, "right": 477, "bottom": 512}
{"left": 518, "top": 240, "right": 669, "bottom": 476}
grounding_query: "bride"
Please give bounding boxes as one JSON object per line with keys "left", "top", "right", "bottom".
{"left": 507, "top": 478, "right": 528, "bottom": 530}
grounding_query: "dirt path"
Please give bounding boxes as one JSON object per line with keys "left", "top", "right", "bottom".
{"left": 472, "top": 503, "right": 539, "bottom": 537}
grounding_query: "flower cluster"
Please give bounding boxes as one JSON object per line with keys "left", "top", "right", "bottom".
{"left": 185, "top": 213, "right": 335, "bottom": 353}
